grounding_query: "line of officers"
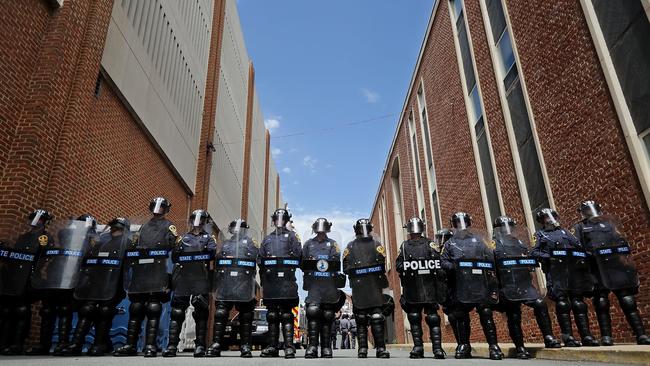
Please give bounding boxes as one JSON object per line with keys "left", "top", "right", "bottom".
{"left": 0, "top": 198, "right": 648, "bottom": 360}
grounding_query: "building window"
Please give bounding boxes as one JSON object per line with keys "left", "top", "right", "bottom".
{"left": 451, "top": 0, "right": 502, "bottom": 225}
{"left": 417, "top": 85, "right": 442, "bottom": 231}
{"left": 484, "top": 0, "right": 550, "bottom": 219}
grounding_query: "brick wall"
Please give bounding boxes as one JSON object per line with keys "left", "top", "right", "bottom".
{"left": 372, "top": 0, "right": 650, "bottom": 345}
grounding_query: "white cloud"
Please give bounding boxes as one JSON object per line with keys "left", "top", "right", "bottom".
{"left": 264, "top": 115, "right": 281, "bottom": 131}
{"left": 361, "top": 88, "right": 380, "bottom": 103}
{"left": 282, "top": 167, "right": 291, "bottom": 174}
{"left": 271, "top": 148, "right": 282, "bottom": 157}
{"left": 302, "top": 155, "right": 318, "bottom": 172}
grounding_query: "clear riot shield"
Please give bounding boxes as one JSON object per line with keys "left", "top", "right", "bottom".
{"left": 123, "top": 218, "right": 173, "bottom": 294}
{"left": 493, "top": 225, "right": 546, "bottom": 301}
{"left": 345, "top": 234, "right": 388, "bottom": 309}
{"left": 399, "top": 237, "right": 446, "bottom": 304}
{"left": 31, "top": 220, "right": 92, "bottom": 290}
{"left": 451, "top": 229, "right": 499, "bottom": 304}
{"left": 301, "top": 229, "right": 344, "bottom": 305}
{"left": 549, "top": 246, "right": 593, "bottom": 293}
{"left": 0, "top": 232, "right": 41, "bottom": 296}
{"left": 259, "top": 226, "right": 301, "bottom": 300}
{"left": 583, "top": 216, "right": 638, "bottom": 290}
{"left": 213, "top": 223, "right": 259, "bottom": 303}
{"left": 74, "top": 227, "right": 129, "bottom": 301}
{"left": 170, "top": 230, "right": 215, "bottom": 297}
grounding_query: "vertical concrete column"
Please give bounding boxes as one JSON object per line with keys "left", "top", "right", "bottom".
{"left": 240, "top": 61, "right": 255, "bottom": 220}
{"left": 262, "top": 130, "right": 271, "bottom": 231}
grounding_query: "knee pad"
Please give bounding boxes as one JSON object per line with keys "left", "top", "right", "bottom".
{"left": 370, "top": 313, "right": 384, "bottom": 323}
{"left": 15, "top": 304, "right": 29, "bottom": 317}
{"left": 594, "top": 294, "right": 610, "bottom": 312}
{"left": 322, "top": 309, "right": 335, "bottom": 322}
{"left": 214, "top": 305, "right": 229, "bottom": 321}
{"left": 98, "top": 304, "right": 115, "bottom": 318}
{"left": 170, "top": 307, "right": 185, "bottom": 321}
{"left": 571, "top": 299, "right": 587, "bottom": 314}
{"left": 129, "top": 301, "right": 145, "bottom": 318}
{"left": 556, "top": 299, "right": 571, "bottom": 314}
{"left": 145, "top": 301, "right": 162, "bottom": 317}
{"left": 531, "top": 298, "right": 547, "bottom": 311}
{"left": 266, "top": 311, "right": 279, "bottom": 324}
{"left": 407, "top": 312, "right": 421, "bottom": 324}
{"left": 425, "top": 313, "right": 440, "bottom": 327}
{"left": 478, "top": 306, "right": 493, "bottom": 318}
{"left": 355, "top": 313, "right": 368, "bottom": 326}
{"left": 280, "top": 311, "right": 293, "bottom": 324}
{"left": 40, "top": 303, "right": 54, "bottom": 318}
{"left": 306, "top": 304, "right": 322, "bottom": 320}
{"left": 79, "top": 303, "right": 96, "bottom": 317}
{"left": 618, "top": 295, "right": 638, "bottom": 313}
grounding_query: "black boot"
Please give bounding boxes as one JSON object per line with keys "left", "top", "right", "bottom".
{"left": 304, "top": 318, "right": 319, "bottom": 359}
{"left": 62, "top": 312, "right": 93, "bottom": 356}
{"left": 531, "top": 299, "right": 561, "bottom": 348}
{"left": 281, "top": 312, "right": 296, "bottom": 359}
{"left": 320, "top": 313, "right": 333, "bottom": 359}
{"left": 425, "top": 313, "right": 446, "bottom": 359}
{"left": 407, "top": 312, "right": 423, "bottom": 359}
{"left": 260, "top": 310, "right": 280, "bottom": 358}
{"left": 143, "top": 302, "right": 163, "bottom": 357}
{"left": 618, "top": 295, "right": 650, "bottom": 345}
{"left": 53, "top": 305, "right": 73, "bottom": 356}
{"left": 206, "top": 305, "right": 228, "bottom": 357}
{"left": 239, "top": 311, "right": 253, "bottom": 358}
{"left": 454, "top": 311, "right": 472, "bottom": 359}
{"left": 573, "top": 299, "right": 599, "bottom": 347}
{"left": 3, "top": 304, "right": 31, "bottom": 355}
{"left": 114, "top": 301, "right": 144, "bottom": 356}
{"left": 478, "top": 307, "right": 503, "bottom": 360}
{"left": 370, "top": 314, "right": 390, "bottom": 359}
{"left": 356, "top": 314, "right": 368, "bottom": 358}
{"left": 594, "top": 294, "right": 613, "bottom": 346}
{"left": 27, "top": 304, "right": 55, "bottom": 356}
{"left": 89, "top": 305, "right": 114, "bottom": 356}
{"left": 556, "top": 300, "right": 580, "bottom": 347}
{"left": 193, "top": 312, "right": 208, "bottom": 358}
{"left": 162, "top": 306, "right": 184, "bottom": 357}
{"left": 506, "top": 311, "right": 530, "bottom": 359}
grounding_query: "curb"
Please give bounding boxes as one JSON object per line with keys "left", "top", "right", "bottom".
{"left": 387, "top": 343, "right": 650, "bottom": 365}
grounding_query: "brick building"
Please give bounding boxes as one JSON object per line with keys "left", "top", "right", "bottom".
{"left": 370, "top": 0, "right": 650, "bottom": 344}
{"left": 0, "top": 0, "right": 282, "bottom": 342}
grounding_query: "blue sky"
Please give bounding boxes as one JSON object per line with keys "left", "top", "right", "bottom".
{"left": 238, "top": 1, "right": 435, "bottom": 244}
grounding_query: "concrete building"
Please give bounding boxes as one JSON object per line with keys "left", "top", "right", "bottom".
{"left": 0, "top": 0, "right": 282, "bottom": 341}
{"left": 370, "top": 0, "right": 650, "bottom": 344}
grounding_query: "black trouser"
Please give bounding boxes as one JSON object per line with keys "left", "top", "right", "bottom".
{"left": 447, "top": 303, "right": 499, "bottom": 347}
{"left": 304, "top": 303, "right": 336, "bottom": 351}
{"left": 592, "top": 287, "right": 647, "bottom": 340}
{"left": 124, "top": 293, "right": 169, "bottom": 350}
{"left": 0, "top": 295, "right": 32, "bottom": 352}
{"left": 69, "top": 298, "right": 121, "bottom": 351}
{"left": 167, "top": 295, "right": 209, "bottom": 350}
{"left": 402, "top": 303, "right": 443, "bottom": 352}
{"left": 551, "top": 291, "right": 594, "bottom": 342}
{"left": 353, "top": 307, "right": 386, "bottom": 351}
{"left": 212, "top": 300, "right": 255, "bottom": 350}
{"left": 264, "top": 299, "right": 298, "bottom": 350}
{"left": 36, "top": 290, "right": 75, "bottom": 351}
{"left": 494, "top": 297, "right": 556, "bottom": 346}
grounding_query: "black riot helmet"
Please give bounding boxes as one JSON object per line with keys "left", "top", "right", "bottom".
{"left": 578, "top": 200, "right": 602, "bottom": 220}
{"left": 434, "top": 228, "right": 453, "bottom": 246}
{"left": 404, "top": 217, "right": 425, "bottom": 235}
{"left": 353, "top": 219, "right": 373, "bottom": 238}
{"left": 228, "top": 218, "right": 250, "bottom": 235}
{"left": 493, "top": 215, "right": 515, "bottom": 235}
{"left": 536, "top": 208, "right": 559, "bottom": 229}
{"left": 28, "top": 209, "right": 53, "bottom": 227}
{"left": 312, "top": 218, "right": 332, "bottom": 234}
{"left": 451, "top": 212, "right": 472, "bottom": 230}
{"left": 271, "top": 208, "right": 291, "bottom": 228}
{"left": 149, "top": 196, "right": 171, "bottom": 215}
{"left": 107, "top": 217, "right": 130, "bottom": 231}
{"left": 77, "top": 214, "right": 97, "bottom": 229}
{"left": 189, "top": 209, "right": 209, "bottom": 228}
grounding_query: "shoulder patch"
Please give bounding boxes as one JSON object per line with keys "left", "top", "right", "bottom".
{"left": 332, "top": 241, "right": 339, "bottom": 253}
{"left": 38, "top": 235, "right": 48, "bottom": 246}
{"left": 252, "top": 238, "right": 260, "bottom": 248}
{"left": 295, "top": 233, "right": 301, "bottom": 242}
{"left": 488, "top": 240, "right": 496, "bottom": 249}
{"left": 376, "top": 245, "right": 386, "bottom": 256}
{"left": 211, "top": 234, "right": 217, "bottom": 242}
{"left": 169, "top": 225, "right": 178, "bottom": 236}
{"left": 343, "top": 248, "right": 350, "bottom": 259}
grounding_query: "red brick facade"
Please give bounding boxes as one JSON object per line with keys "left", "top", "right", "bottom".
{"left": 371, "top": 0, "right": 650, "bottom": 345}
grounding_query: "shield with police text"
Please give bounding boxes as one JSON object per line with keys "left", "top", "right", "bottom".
{"left": 213, "top": 224, "right": 258, "bottom": 302}
{"left": 0, "top": 232, "right": 43, "bottom": 296}
{"left": 31, "top": 220, "right": 93, "bottom": 290}
{"left": 399, "top": 237, "right": 446, "bottom": 304}
{"left": 345, "top": 236, "right": 388, "bottom": 309}
{"left": 171, "top": 231, "right": 215, "bottom": 296}
{"left": 260, "top": 227, "right": 301, "bottom": 300}
{"left": 74, "top": 230, "right": 128, "bottom": 301}
{"left": 123, "top": 219, "right": 173, "bottom": 294}
{"left": 549, "top": 247, "right": 593, "bottom": 292}
{"left": 494, "top": 225, "right": 545, "bottom": 301}
{"left": 452, "top": 229, "right": 499, "bottom": 304}
{"left": 302, "top": 230, "right": 343, "bottom": 304}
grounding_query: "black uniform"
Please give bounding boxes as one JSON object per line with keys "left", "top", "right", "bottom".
{"left": 343, "top": 236, "right": 390, "bottom": 359}
{"left": 574, "top": 218, "right": 650, "bottom": 345}
{"left": 0, "top": 229, "right": 51, "bottom": 355}
{"left": 163, "top": 230, "right": 216, "bottom": 357}
{"left": 440, "top": 230, "right": 503, "bottom": 360}
{"left": 531, "top": 227, "right": 599, "bottom": 347}
{"left": 114, "top": 217, "right": 177, "bottom": 357}
{"left": 396, "top": 235, "right": 446, "bottom": 359}
{"left": 302, "top": 235, "right": 344, "bottom": 358}
{"left": 259, "top": 227, "right": 302, "bottom": 358}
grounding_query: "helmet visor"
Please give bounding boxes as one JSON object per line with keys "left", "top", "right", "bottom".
{"left": 274, "top": 213, "right": 286, "bottom": 228}
{"left": 541, "top": 209, "right": 559, "bottom": 227}
{"left": 30, "top": 210, "right": 44, "bottom": 227}
{"left": 407, "top": 218, "right": 423, "bottom": 234}
{"left": 360, "top": 223, "right": 371, "bottom": 238}
{"left": 192, "top": 213, "right": 203, "bottom": 227}
{"left": 152, "top": 198, "right": 164, "bottom": 214}
{"left": 582, "top": 202, "right": 601, "bottom": 219}
{"left": 455, "top": 217, "right": 468, "bottom": 231}
{"left": 314, "top": 219, "right": 327, "bottom": 233}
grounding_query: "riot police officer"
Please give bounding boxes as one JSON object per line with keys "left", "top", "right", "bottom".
{"left": 114, "top": 197, "right": 178, "bottom": 357}
{"left": 492, "top": 216, "right": 561, "bottom": 359}
{"left": 0, "top": 209, "right": 54, "bottom": 355}
{"left": 163, "top": 210, "right": 216, "bottom": 357}
{"left": 207, "top": 219, "right": 259, "bottom": 358}
{"left": 531, "top": 208, "right": 599, "bottom": 347}
{"left": 29, "top": 214, "right": 98, "bottom": 356}
{"left": 259, "top": 209, "right": 302, "bottom": 359}
{"left": 574, "top": 201, "right": 650, "bottom": 345}
{"left": 396, "top": 217, "right": 446, "bottom": 359}
{"left": 436, "top": 228, "right": 462, "bottom": 347}
{"left": 441, "top": 212, "right": 503, "bottom": 360}
{"left": 343, "top": 219, "right": 390, "bottom": 359}
{"left": 63, "top": 217, "right": 130, "bottom": 356}
{"left": 302, "top": 218, "right": 346, "bottom": 359}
